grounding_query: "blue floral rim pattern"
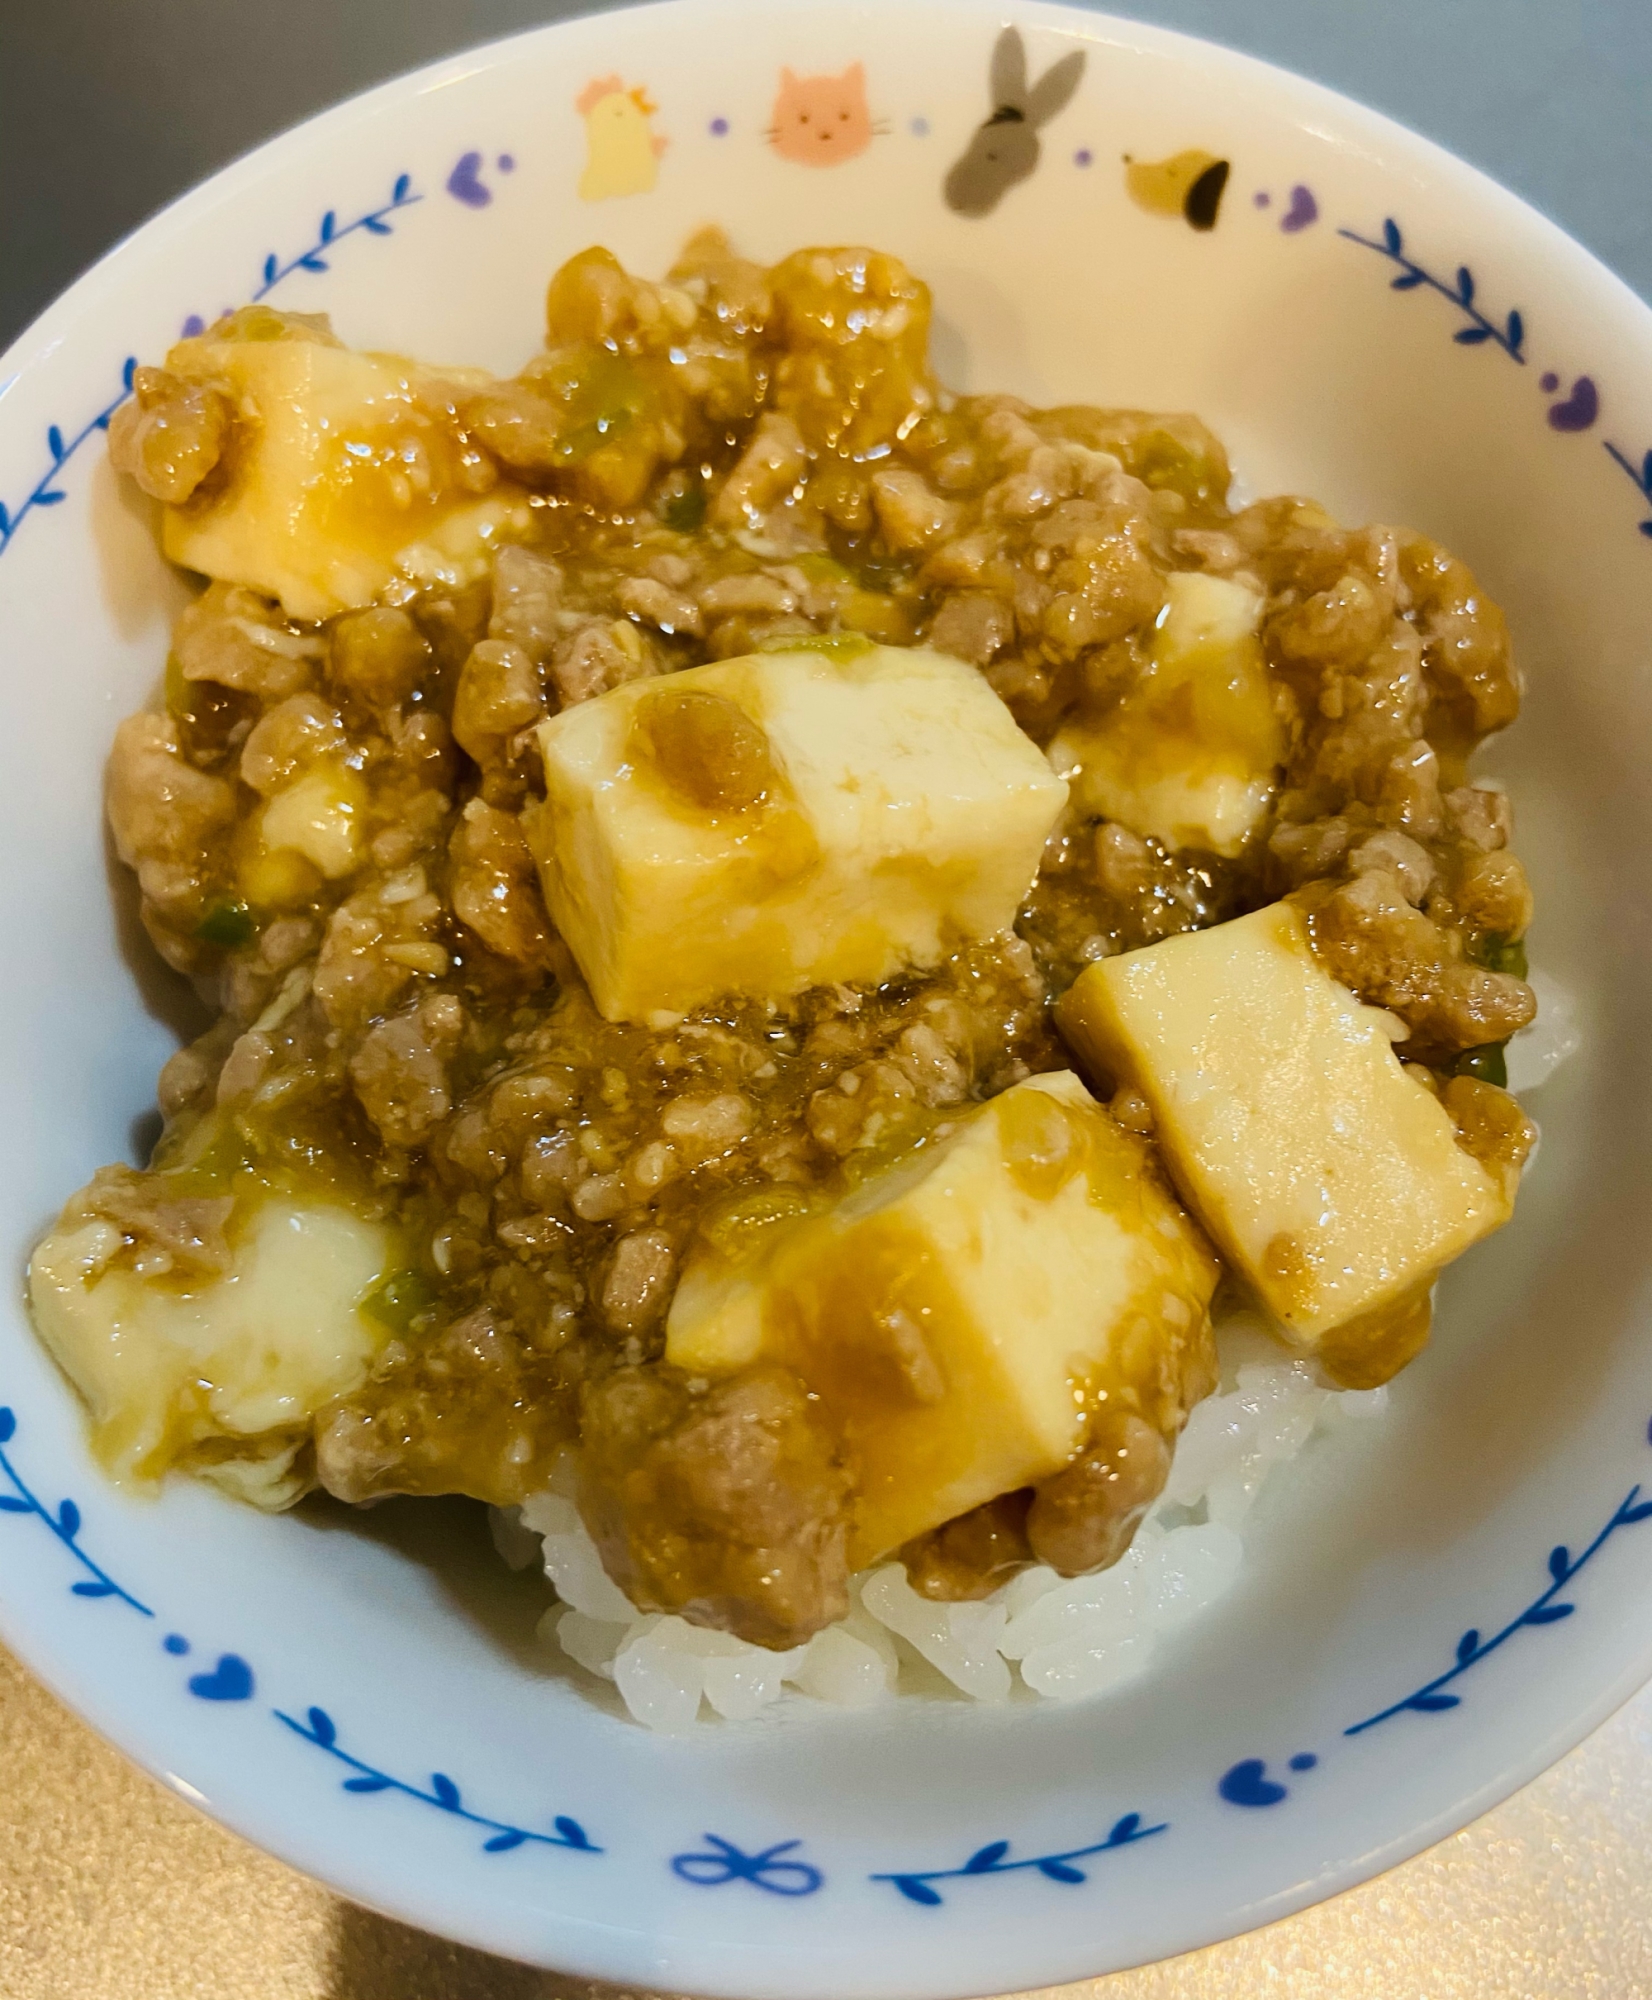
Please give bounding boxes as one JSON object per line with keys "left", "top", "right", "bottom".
{"left": 0, "top": 174, "right": 422, "bottom": 564}
{"left": 3, "top": 1381, "right": 1649, "bottom": 1900}
{"left": 6, "top": 153, "right": 1652, "bottom": 565}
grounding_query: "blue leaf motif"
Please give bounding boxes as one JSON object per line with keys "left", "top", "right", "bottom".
{"left": 1640, "top": 520, "right": 1652, "bottom": 538}
{"left": 1391, "top": 270, "right": 1427, "bottom": 290}
{"left": 0, "top": 1496, "right": 32, "bottom": 1513}
{"left": 1347, "top": 1468, "right": 1652, "bottom": 1738}
{"left": 871, "top": 1814, "right": 1167, "bottom": 1906}
{"left": 1456, "top": 266, "right": 1475, "bottom": 304}
{"left": 892, "top": 1877, "right": 943, "bottom": 1907}
{"left": 276, "top": 1708, "right": 601, "bottom": 1861}
{"left": 57, "top": 1498, "right": 80, "bottom": 1539}
{"left": 0, "top": 1409, "right": 14, "bottom": 1444}
{"left": 1454, "top": 326, "right": 1493, "bottom": 345}
{"left": 0, "top": 177, "right": 431, "bottom": 572}
{"left": 71, "top": 1580, "right": 116, "bottom": 1598}
{"left": 1506, "top": 309, "right": 1524, "bottom": 352}
{"left": 1642, "top": 451, "right": 1652, "bottom": 493}
{"left": 1383, "top": 217, "right": 1403, "bottom": 254}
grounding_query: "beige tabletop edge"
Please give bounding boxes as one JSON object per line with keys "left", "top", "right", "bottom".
{"left": 3, "top": 1641, "right": 1650, "bottom": 2000}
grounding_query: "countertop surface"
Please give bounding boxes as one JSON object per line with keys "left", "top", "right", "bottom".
{"left": 3, "top": 2, "right": 1651, "bottom": 1994}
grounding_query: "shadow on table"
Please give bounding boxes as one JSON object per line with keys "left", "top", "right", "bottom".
{"left": 327, "top": 1901, "right": 675, "bottom": 2000}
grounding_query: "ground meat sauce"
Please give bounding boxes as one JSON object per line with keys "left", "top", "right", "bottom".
{"left": 69, "top": 233, "right": 1535, "bottom": 1648}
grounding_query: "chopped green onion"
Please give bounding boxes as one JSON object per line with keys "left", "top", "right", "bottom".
{"left": 755, "top": 628, "right": 875, "bottom": 660}
{"left": 1453, "top": 1043, "right": 1508, "bottom": 1088}
{"left": 659, "top": 477, "right": 707, "bottom": 532}
{"left": 195, "top": 900, "right": 257, "bottom": 950}
{"left": 1470, "top": 932, "right": 1529, "bottom": 980}
{"left": 361, "top": 1267, "right": 437, "bottom": 1335}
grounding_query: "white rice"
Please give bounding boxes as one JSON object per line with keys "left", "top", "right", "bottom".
{"left": 490, "top": 961, "right": 1571, "bottom": 1732}
{"left": 1505, "top": 965, "right": 1580, "bottom": 1093}
{"left": 492, "top": 1313, "right": 1388, "bottom": 1732}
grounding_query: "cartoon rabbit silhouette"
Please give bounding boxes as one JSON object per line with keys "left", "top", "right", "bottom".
{"left": 945, "top": 27, "right": 1086, "bottom": 217}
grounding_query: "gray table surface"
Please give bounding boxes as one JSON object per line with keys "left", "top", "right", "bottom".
{"left": 4, "top": 4, "right": 1652, "bottom": 1997}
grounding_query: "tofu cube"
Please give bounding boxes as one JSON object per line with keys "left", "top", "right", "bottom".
{"left": 29, "top": 1198, "right": 393, "bottom": 1503}
{"left": 1047, "top": 572, "right": 1284, "bottom": 856}
{"left": 665, "top": 1071, "right": 1218, "bottom": 1567}
{"left": 1056, "top": 902, "right": 1526, "bottom": 1378}
{"left": 529, "top": 642, "right": 1069, "bottom": 1022}
{"left": 162, "top": 320, "right": 532, "bottom": 621}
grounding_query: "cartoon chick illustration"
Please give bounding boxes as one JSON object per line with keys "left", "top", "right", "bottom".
{"left": 1125, "top": 149, "right": 1231, "bottom": 231}
{"left": 576, "top": 75, "right": 667, "bottom": 201}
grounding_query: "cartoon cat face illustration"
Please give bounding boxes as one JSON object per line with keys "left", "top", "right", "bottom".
{"left": 769, "top": 63, "right": 875, "bottom": 166}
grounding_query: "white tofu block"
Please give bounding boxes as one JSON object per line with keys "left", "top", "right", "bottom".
{"left": 29, "top": 1199, "right": 393, "bottom": 1499}
{"left": 529, "top": 643, "right": 1069, "bottom": 1022}
{"left": 1057, "top": 903, "right": 1523, "bottom": 1359}
{"left": 665, "top": 1071, "right": 1218, "bottom": 1567}
{"left": 1048, "top": 572, "right": 1284, "bottom": 856}
{"left": 163, "top": 322, "right": 532, "bottom": 621}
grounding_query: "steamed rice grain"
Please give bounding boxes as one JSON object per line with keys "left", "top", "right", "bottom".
{"left": 498, "top": 1325, "right": 1389, "bottom": 1731}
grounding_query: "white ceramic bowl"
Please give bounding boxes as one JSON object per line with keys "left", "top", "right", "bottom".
{"left": 2, "top": 2, "right": 1649, "bottom": 1992}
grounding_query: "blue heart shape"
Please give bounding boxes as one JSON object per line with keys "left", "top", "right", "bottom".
{"left": 1281, "top": 184, "right": 1318, "bottom": 234}
{"left": 1218, "top": 1757, "right": 1288, "bottom": 1808}
{"left": 446, "top": 151, "right": 492, "bottom": 209}
{"left": 1547, "top": 375, "right": 1599, "bottom": 433}
{"left": 187, "top": 1653, "right": 254, "bottom": 1702}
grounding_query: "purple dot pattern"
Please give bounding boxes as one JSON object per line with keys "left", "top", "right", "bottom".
{"left": 910, "top": 116, "right": 929, "bottom": 137}
{"left": 497, "top": 153, "right": 515, "bottom": 172}
{"left": 1074, "top": 148, "right": 1092, "bottom": 167}
{"left": 710, "top": 116, "right": 729, "bottom": 136}
{"left": 1254, "top": 190, "right": 1271, "bottom": 208}
{"left": 1541, "top": 371, "right": 1560, "bottom": 392}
